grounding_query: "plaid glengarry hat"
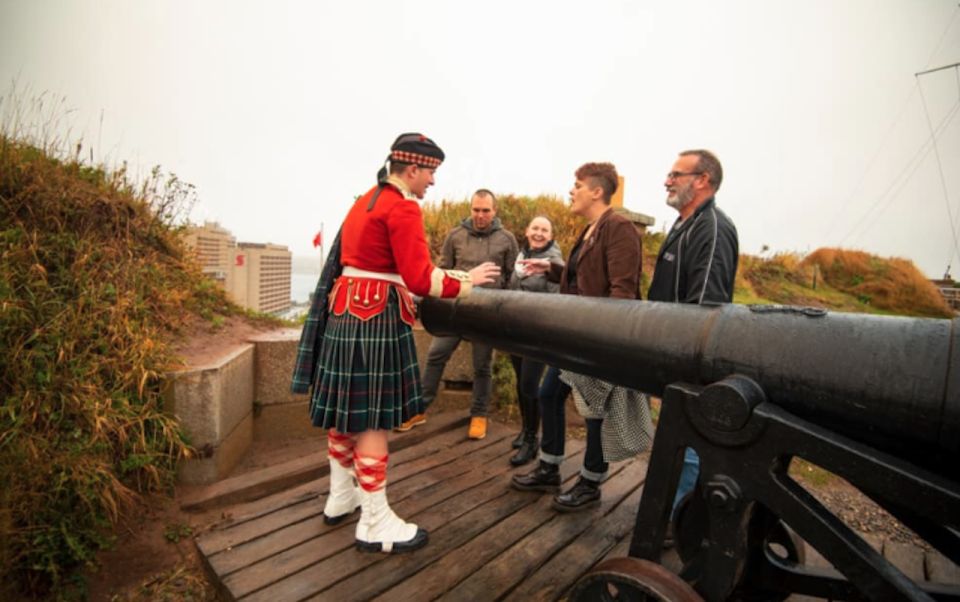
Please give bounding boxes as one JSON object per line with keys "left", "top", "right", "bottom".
{"left": 389, "top": 133, "right": 445, "bottom": 168}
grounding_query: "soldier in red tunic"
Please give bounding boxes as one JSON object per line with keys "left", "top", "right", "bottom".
{"left": 294, "top": 133, "right": 499, "bottom": 553}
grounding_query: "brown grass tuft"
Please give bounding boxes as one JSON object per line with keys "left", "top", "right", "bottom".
{"left": 804, "top": 248, "right": 952, "bottom": 318}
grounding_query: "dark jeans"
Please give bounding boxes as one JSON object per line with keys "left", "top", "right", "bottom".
{"left": 672, "top": 448, "right": 701, "bottom": 516}
{"left": 538, "top": 366, "right": 608, "bottom": 479}
{"left": 509, "top": 355, "right": 545, "bottom": 433}
{"left": 420, "top": 335, "right": 493, "bottom": 417}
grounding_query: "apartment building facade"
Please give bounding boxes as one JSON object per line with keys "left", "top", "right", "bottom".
{"left": 183, "top": 222, "right": 292, "bottom": 314}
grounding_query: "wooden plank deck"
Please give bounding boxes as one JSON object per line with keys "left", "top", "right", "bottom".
{"left": 194, "top": 416, "right": 959, "bottom": 601}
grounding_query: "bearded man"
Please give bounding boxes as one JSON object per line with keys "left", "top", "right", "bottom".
{"left": 647, "top": 149, "right": 739, "bottom": 523}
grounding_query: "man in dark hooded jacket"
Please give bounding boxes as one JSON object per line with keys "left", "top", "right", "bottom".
{"left": 396, "top": 189, "right": 518, "bottom": 440}
{"left": 648, "top": 149, "right": 739, "bottom": 524}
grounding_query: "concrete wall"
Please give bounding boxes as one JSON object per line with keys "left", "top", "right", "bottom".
{"left": 249, "top": 328, "right": 314, "bottom": 442}
{"left": 165, "top": 324, "right": 477, "bottom": 484}
{"left": 164, "top": 344, "right": 255, "bottom": 485}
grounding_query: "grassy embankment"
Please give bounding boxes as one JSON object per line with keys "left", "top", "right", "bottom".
{"left": 0, "top": 127, "right": 239, "bottom": 598}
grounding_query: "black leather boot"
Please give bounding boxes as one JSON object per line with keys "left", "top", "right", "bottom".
{"left": 552, "top": 476, "right": 601, "bottom": 512}
{"left": 511, "top": 460, "right": 560, "bottom": 492}
{"left": 510, "top": 431, "right": 538, "bottom": 466}
{"left": 512, "top": 360, "right": 527, "bottom": 449}
{"left": 513, "top": 385, "right": 539, "bottom": 451}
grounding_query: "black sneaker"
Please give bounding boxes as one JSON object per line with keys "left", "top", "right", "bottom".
{"left": 552, "top": 476, "right": 601, "bottom": 512}
{"left": 511, "top": 461, "right": 560, "bottom": 492}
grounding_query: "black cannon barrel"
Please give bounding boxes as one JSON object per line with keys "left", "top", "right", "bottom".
{"left": 420, "top": 290, "right": 960, "bottom": 476}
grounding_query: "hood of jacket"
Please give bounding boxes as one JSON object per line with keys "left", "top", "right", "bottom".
{"left": 460, "top": 216, "right": 504, "bottom": 236}
{"left": 521, "top": 239, "right": 559, "bottom": 256}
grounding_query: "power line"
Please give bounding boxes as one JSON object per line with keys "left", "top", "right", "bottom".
{"left": 840, "top": 99, "right": 960, "bottom": 247}
{"left": 844, "top": 101, "right": 959, "bottom": 245}
{"left": 856, "top": 102, "right": 960, "bottom": 248}
{"left": 918, "top": 73, "right": 960, "bottom": 268}
{"left": 824, "top": 4, "right": 960, "bottom": 242}
{"left": 821, "top": 86, "right": 918, "bottom": 242}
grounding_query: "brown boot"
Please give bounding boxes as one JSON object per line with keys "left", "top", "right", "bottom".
{"left": 468, "top": 416, "right": 487, "bottom": 440}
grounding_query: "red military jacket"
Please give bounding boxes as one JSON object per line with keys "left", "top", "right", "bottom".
{"left": 291, "top": 177, "right": 469, "bottom": 394}
{"left": 340, "top": 176, "right": 470, "bottom": 298}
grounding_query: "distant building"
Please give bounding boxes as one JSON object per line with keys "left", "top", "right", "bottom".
{"left": 185, "top": 221, "right": 235, "bottom": 286}
{"left": 183, "top": 222, "right": 292, "bottom": 315}
{"left": 233, "top": 242, "right": 292, "bottom": 314}
{"left": 932, "top": 278, "right": 960, "bottom": 312}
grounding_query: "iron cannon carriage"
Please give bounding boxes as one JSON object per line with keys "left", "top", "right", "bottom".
{"left": 420, "top": 290, "right": 960, "bottom": 601}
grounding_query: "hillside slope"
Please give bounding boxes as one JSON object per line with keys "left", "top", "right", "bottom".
{"left": 0, "top": 136, "right": 234, "bottom": 597}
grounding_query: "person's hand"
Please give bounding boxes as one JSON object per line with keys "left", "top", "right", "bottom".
{"left": 469, "top": 262, "right": 501, "bottom": 286}
{"left": 518, "top": 258, "right": 550, "bottom": 275}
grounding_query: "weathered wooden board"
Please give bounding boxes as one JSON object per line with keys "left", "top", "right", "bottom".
{"left": 192, "top": 412, "right": 956, "bottom": 602}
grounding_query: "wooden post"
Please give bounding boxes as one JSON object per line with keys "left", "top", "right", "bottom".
{"left": 611, "top": 176, "right": 625, "bottom": 208}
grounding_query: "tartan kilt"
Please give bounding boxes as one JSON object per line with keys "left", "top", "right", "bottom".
{"left": 309, "top": 290, "right": 423, "bottom": 433}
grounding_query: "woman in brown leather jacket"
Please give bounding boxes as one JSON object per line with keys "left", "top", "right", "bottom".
{"left": 511, "top": 162, "right": 644, "bottom": 512}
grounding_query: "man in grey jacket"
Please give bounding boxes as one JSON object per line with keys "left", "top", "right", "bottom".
{"left": 648, "top": 149, "right": 739, "bottom": 527}
{"left": 396, "top": 189, "right": 519, "bottom": 439}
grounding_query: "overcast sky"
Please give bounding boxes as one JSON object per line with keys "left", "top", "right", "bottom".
{"left": 2, "top": 0, "right": 959, "bottom": 277}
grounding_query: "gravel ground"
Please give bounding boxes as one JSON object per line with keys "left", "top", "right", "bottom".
{"left": 806, "top": 481, "right": 930, "bottom": 549}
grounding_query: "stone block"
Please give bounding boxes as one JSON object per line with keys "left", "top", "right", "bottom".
{"left": 177, "top": 411, "right": 253, "bottom": 485}
{"left": 164, "top": 343, "right": 255, "bottom": 484}
{"left": 250, "top": 328, "right": 309, "bottom": 406}
{"left": 254, "top": 401, "right": 318, "bottom": 441}
{"left": 164, "top": 344, "right": 255, "bottom": 447}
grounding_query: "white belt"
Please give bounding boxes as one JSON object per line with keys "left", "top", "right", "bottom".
{"left": 342, "top": 266, "right": 406, "bottom": 287}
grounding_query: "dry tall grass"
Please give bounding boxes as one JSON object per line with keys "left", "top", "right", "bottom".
{"left": 804, "top": 248, "right": 952, "bottom": 318}
{"left": 735, "top": 249, "right": 952, "bottom": 317}
{"left": 0, "top": 128, "right": 232, "bottom": 597}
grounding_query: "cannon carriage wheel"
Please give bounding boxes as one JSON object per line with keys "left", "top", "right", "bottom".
{"left": 568, "top": 558, "right": 703, "bottom": 602}
{"left": 672, "top": 491, "right": 804, "bottom": 567}
{"left": 672, "top": 489, "right": 806, "bottom": 601}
